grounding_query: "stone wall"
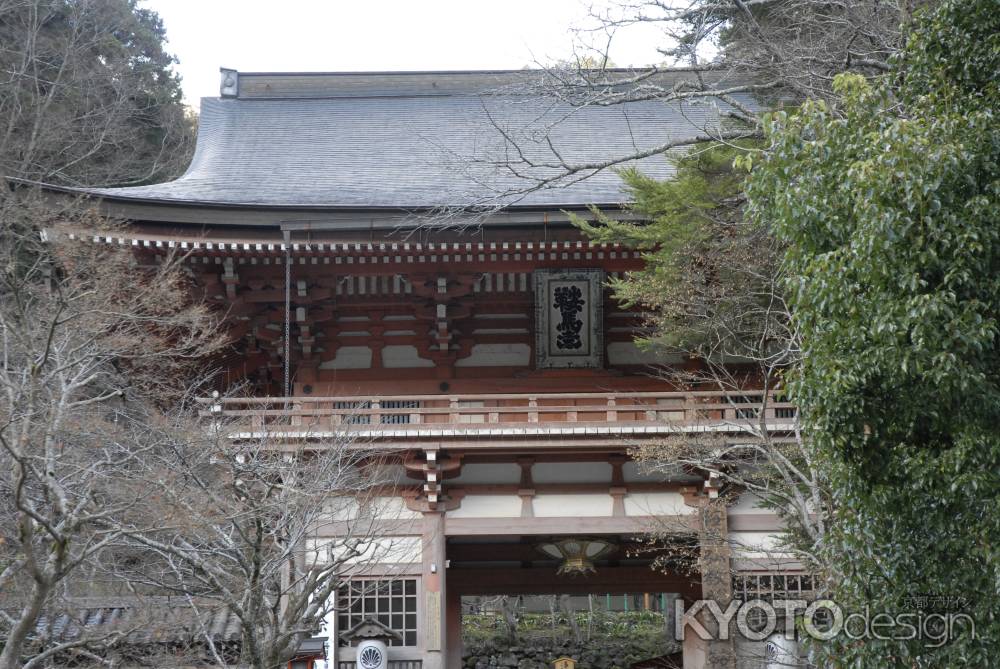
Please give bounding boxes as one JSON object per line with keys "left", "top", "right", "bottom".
{"left": 462, "top": 637, "right": 680, "bottom": 669}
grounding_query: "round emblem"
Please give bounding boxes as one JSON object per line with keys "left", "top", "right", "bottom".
{"left": 359, "top": 645, "right": 384, "bottom": 669}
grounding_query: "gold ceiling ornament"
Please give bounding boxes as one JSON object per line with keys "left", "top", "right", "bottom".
{"left": 536, "top": 537, "right": 617, "bottom": 576}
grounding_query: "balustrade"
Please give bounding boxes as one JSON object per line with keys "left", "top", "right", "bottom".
{"left": 201, "top": 391, "right": 796, "bottom": 438}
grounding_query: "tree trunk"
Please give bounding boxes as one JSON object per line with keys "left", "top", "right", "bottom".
{"left": 558, "top": 594, "right": 582, "bottom": 644}
{"left": 500, "top": 595, "right": 520, "bottom": 643}
{"left": 0, "top": 581, "right": 50, "bottom": 669}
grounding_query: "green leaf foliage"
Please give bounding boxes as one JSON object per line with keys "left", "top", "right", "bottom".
{"left": 572, "top": 141, "right": 786, "bottom": 360}
{"left": 749, "top": 0, "right": 1000, "bottom": 665}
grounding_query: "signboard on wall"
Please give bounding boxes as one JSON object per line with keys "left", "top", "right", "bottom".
{"left": 534, "top": 269, "right": 603, "bottom": 369}
{"left": 425, "top": 591, "right": 441, "bottom": 651}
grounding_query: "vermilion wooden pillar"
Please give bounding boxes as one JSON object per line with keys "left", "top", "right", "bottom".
{"left": 421, "top": 511, "right": 447, "bottom": 669}
{"left": 445, "top": 585, "right": 463, "bottom": 667}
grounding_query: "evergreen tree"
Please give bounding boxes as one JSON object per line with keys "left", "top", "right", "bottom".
{"left": 750, "top": 0, "right": 1000, "bottom": 664}
{"left": 0, "top": 0, "right": 193, "bottom": 186}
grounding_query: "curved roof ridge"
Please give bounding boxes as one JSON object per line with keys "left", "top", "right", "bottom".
{"left": 18, "top": 67, "right": 756, "bottom": 219}
{"left": 224, "top": 67, "right": 726, "bottom": 101}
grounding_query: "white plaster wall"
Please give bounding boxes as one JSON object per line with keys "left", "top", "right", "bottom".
{"left": 324, "top": 497, "right": 361, "bottom": 522}
{"left": 728, "top": 493, "right": 769, "bottom": 514}
{"left": 455, "top": 343, "right": 531, "bottom": 367}
{"left": 447, "top": 495, "right": 522, "bottom": 518}
{"left": 532, "top": 461, "right": 611, "bottom": 484}
{"left": 451, "top": 463, "right": 521, "bottom": 484}
{"left": 323, "top": 496, "right": 420, "bottom": 521}
{"left": 729, "top": 531, "right": 793, "bottom": 558}
{"left": 622, "top": 461, "right": 664, "bottom": 483}
{"left": 533, "top": 494, "right": 613, "bottom": 517}
{"left": 372, "top": 464, "right": 409, "bottom": 486}
{"left": 623, "top": 492, "right": 689, "bottom": 517}
{"left": 382, "top": 344, "right": 434, "bottom": 368}
{"left": 306, "top": 536, "right": 422, "bottom": 565}
{"left": 621, "top": 461, "right": 700, "bottom": 484}
{"left": 319, "top": 346, "right": 372, "bottom": 369}
{"left": 371, "top": 496, "right": 422, "bottom": 520}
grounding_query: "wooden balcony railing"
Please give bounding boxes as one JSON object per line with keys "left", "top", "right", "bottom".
{"left": 200, "top": 391, "right": 796, "bottom": 440}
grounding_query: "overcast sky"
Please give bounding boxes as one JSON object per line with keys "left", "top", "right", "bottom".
{"left": 139, "top": 0, "right": 670, "bottom": 106}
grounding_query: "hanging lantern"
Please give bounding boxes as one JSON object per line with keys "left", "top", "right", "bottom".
{"left": 536, "top": 537, "right": 616, "bottom": 576}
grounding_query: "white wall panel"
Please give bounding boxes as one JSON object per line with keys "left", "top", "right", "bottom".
{"left": 319, "top": 345, "right": 372, "bottom": 369}
{"left": 323, "top": 495, "right": 420, "bottom": 521}
{"left": 728, "top": 493, "right": 769, "bottom": 514}
{"left": 622, "top": 461, "right": 664, "bottom": 483}
{"left": 447, "top": 495, "right": 522, "bottom": 518}
{"left": 623, "top": 492, "right": 688, "bottom": 517}
{"left": 533, "top": 494, "right": 613, "bottom": 517}
{"left": 382, "top": 344, "right": 434, "bottom": 368}
{"left": 451, "top": 463, "right": 521, "bottom": 484}
{"left": 306, "top": 536, "right": 422, "bottom": 565}
{"left": 729, "top": 531, "right": 792, "bottom": 558}
{"left": 372, "top": 496, "right": 422, "bottom": 520}
{"left": 532, "top": 461, "right": 611, "bottom": 484}
{"left": 455, "top": 343, "right": 531, "bottom": 367}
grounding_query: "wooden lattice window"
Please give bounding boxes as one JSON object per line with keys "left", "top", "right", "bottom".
{"left": 732, "top": 573, "right": 819, "bottom": 632}
{"left": 338, "top": 578, "right": 418, "bottom": 647}
{"left": 732, "top": 573, "right": 815, "bottom": 602}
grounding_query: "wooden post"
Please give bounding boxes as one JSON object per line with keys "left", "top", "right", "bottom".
{"left": 421, "top": 511, "right": 447, "bottom": 669}
{"left": 446, "top": 585, "right": 463, "bottom": 668}
{"left": 698, "top": 498, "right": 736, "bottom": 669}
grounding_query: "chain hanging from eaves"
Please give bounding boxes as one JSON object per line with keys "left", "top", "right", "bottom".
{"left": 283, "top": 246, "right": 291, "bottom": 403}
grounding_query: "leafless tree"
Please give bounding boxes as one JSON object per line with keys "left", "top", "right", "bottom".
{"left": 499, "top": 595, "right": 521, "bottom": 643}
{"left": 433, "top": 0, "right": 911, "bottom": 211}
{"left": 626, "top": 344, "right": 832, "bottom": 623}
{"left": 0, "top": 193, "right": 222, "bottom": 669}
{"left": 570, "top": 0, "right": 905, "bottom": 99}
{"left": 114, "top": 414, "right": 402, "bottom": 669}
{"left": 558, "top": 594, "right": 584, "bottom": 645}
{"left": 0, "top": 0, "right": 194, "bottom": 186}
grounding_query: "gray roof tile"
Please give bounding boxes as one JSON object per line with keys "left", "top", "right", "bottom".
{"left": 70, "top": 70, "right": 750, "bottom": 209}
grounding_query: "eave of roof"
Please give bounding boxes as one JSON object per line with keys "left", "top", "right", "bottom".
{"left": 13, "top": 68, "right": 753, "bottom": 222}
{"left": 16, "top": 177, "right": 639, "bottom": 231}
{"left": 11, "top": 176, "right": 622, "bottom": 212}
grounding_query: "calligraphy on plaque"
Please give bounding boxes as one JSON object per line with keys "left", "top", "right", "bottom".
{"left": 553, "top": 284, "right": 585, "bottom": 350}
{"left": 534, "top": 269, "right": 603, "bottom": 369}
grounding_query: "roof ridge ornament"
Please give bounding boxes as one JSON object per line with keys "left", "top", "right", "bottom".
{"left": 220, "top": 67, "right": 238, "bottom": 98}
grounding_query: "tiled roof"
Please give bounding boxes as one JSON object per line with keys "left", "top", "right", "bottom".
{"left": 21, "top": 598, "right": 242, "bottom": 644}
{"left": 4, "top": 597, "right": 326, "bottom": 658}
{"left": 51, "top": 70, "right": 752, "bottom": 210}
